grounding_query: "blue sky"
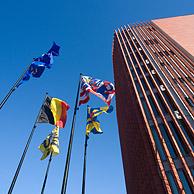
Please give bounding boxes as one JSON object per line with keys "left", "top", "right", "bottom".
{"left": 0, "top": 0, "right": 193, "bottom": 193}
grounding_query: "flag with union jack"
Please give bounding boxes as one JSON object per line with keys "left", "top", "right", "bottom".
{"left": 79, "top": 75, "right": 115, "bottom": 106}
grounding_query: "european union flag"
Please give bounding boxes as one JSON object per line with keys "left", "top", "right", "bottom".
{"left": 33, "top": 53, "right": 53, "bottom": 69}
{"left": 86, "top": 105, "right": 113, "bottom": 137}
{"left": 21, "top": 42, "right": 60, "bottom": 84}
{"left": 23, "top": 64, "right": 45, "bottom": 81}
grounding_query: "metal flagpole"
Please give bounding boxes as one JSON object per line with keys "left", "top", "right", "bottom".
{"left": 40, "top": 153, "right": 53, "bottom": 194}
{"left": 0, "top": 65, "right": 30, "bottom": 110}
{"left": 81, "top": 136, "right": 88, "bottom": 194}
{"left": 61, "top": 73, "right": 82, "bottom": 194}
{"left": 7, "top": 92, "right": 48, "bottom": 194}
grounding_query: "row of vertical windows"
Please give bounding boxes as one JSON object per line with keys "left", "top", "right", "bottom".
{"left": 166, "top": 163, "right": 193, "bottom": 194}
{"left": 140, "top": 55, "right": 193, "bottom": 155}
{"left": 126, "top": 29, "right": 180, "bottom": 121}
{"left": 119, "top": 31, "right": 194, "bottom": 194}
{"left": 132, "top": 31, "right": 193, "bottom": 154}
{"left": 120, "top": 30, "right": 194, "bottom": 155}
{"left": 121, "top": 28, "right": 194, "bottom": 194}
{"left": 132, "top": 28, "right": 192, "bottom": 115}
{"left": 140, "top": 95, "right": 179, "bottom": 161}
{"left": 121, "top": 32, "right": 174, "bottom": 161}
{"left": 136, "top": 82, "right": 189, "bottom": 157}
{"left": 120, "top": 29, "right": 193, "bottom": 156}
{"left": 147, "top": 27, "right": 194, "bottom": 109}
{"left": 121, "top": 30, "right": 191, "bottom": 156}
{"left": 146, "top": 24, "right": 194, "bottom": 150}
{"left": 142, "top": 28, "right": 194, "bottom": 118}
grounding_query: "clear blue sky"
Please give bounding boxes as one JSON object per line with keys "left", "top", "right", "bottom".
{"left": 0, "top": 0, "right": 193, "bottom": 193}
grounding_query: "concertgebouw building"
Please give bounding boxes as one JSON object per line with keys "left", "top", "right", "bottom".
{"left": 112, "top": 14, "right": 194, "bottom": 194}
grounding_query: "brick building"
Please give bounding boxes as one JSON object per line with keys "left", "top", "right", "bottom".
{"left": 112, "top": 14, "right": 194, "bottom": 194}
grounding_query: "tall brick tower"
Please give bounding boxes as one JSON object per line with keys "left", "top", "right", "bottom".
{"left": 112, "top": 14, "right": 194, "bottom": 194}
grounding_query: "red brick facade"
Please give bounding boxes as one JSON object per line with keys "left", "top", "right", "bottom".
{"left": 112, "top": 15, "right": 194, "bottom": 194}
{"left": 113, "top": 37, "right": 166, "bottom": 194}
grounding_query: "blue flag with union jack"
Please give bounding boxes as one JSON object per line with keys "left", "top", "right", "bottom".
{"left": 79, "top": 75, "right": 115, "bottom": 106}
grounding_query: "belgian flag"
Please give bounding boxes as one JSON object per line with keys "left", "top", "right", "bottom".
{"left": 37, "top": 96, "right": 70, "bottom": 128}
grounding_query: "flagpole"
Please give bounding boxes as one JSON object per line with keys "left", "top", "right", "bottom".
{"left": 81, "top": 136, "right": 88, "bottom": 194}
{"left": 0, "top": 65, "right": 30, "bottom": 110}
{"left": 7, "top": 92, "right": 48, "bottom": 194}
{"left": 61, "top": 73, "right": 82, "bottom": 194}
{"left": 40, "top": 153, "right": 53, "bottom": 194}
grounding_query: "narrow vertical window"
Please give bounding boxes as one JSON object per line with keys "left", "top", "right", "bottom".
{"left": 155, "top": 93, "right": 168, "bottom": 116}
{"left": 168, "top": 121, "right": 187, "bottom": 155}
{"left": 141, "top": 98, "right": 152, "bottom": 120}
{"left": 178, "top": 120, "right": 194, "bottom": 151}
{"left": 162, "top": 92, "right": 176, "bottom": 111}
{"left": 148, "top": 95, "right": 160, "bottom": 117}
{"left": 166, "top": 171, "right": 179, "bottom": 194}
{"left": 150, "top": 126, "right": 166, "bottom": 161}
{"left": 178, "top": 170, "right": 193, "bottom": 194}
{"left": 159, "top": 124, "right": 177, "bottom": 158}
{"left": 147, "top": 76, "right": 155, "bottom": 89}
{"left": 135, "top": 81, "right": 143, "bottom": 96}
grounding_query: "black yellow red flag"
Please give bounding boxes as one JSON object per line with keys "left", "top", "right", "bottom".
{"left": 37, "top": 96, "right": 70, "bottom": 128}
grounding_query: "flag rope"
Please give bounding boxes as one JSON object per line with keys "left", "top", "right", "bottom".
{"left": 7, "top": 93, "right": 48, "bottom": 194}
{"left": 60, "top": 73, "right": 82, "bottom": 194}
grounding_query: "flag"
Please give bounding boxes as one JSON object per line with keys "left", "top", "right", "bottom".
{"left": 37, "top": 96, "right": 70, "bottom": 128}
{"left": 22, "top": 63, "right": 46, "bottom": 81}
{"left": 39, "top": 126, "right": 60, "bottom": 160}
{"left": 21, "top": 42, "right": 60, "bottom": 82}
{"left": 86, "top": 105, "right": 113, "bottom": 137}
{"left": 47, "top": 42, "right": 60, "bottom": 56}
{"left": 79, "top": 76, "right": 115, "bottom": 106}
{"left": 32, "top": 53, "right": 53, "bottom": 69}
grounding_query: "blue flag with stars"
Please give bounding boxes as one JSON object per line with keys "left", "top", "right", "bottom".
{"left": 21, "top": 42, "right": 60, "bottom": 83}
